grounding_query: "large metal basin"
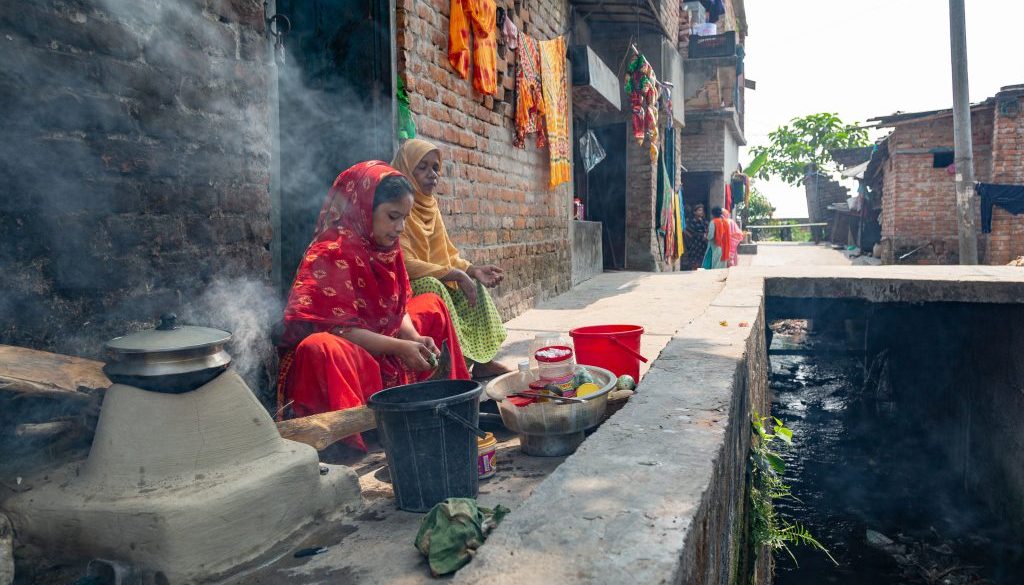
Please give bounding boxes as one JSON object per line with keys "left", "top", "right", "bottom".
{"left": 486, "top": 365, "right": 615, "bottom": 456}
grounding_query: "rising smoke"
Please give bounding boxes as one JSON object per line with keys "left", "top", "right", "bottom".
{"left": 0, "top": 0, "right": 396, "bottom": 402}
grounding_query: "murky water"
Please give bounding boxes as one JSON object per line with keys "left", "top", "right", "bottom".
{"left": 769, "top": 323, "right": 1024, "bottom": 585}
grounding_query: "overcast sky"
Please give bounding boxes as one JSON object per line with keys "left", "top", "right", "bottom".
{"left": 741, "top": 0, "right": 1024, "bottom": 217}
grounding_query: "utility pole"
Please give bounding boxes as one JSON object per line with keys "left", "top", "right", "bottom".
{"left": 949, "top": 0, "right": 979, "bottom": 264}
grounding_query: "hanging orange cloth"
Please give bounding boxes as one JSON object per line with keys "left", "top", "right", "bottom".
{"left": 713, "top": 217, "right": 732, "bottom": 261}
{"left": 539, "top": 36, "right": 570, "bottom": 189}
{"left": 448, "top": 0, "right": 497, "bottom": 95}
{"left": 513, "top": 32, "right": 546, "bottom": 149}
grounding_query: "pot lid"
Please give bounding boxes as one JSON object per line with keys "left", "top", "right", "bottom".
{"left": 106, "top": 313, "right": 231, "bottom": 354}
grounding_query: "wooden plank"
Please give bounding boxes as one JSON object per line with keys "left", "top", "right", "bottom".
{"left": 0, "top": 345, "right": 110, "bottom": 397}
{"left": 276, "top": 406, "right": 377, "bottom": 451}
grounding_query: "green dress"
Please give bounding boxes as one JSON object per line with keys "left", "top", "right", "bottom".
{"left": 411, "top": 277, "right": 507, "bottom": 364}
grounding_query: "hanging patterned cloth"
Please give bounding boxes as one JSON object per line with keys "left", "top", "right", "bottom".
{"left": 539, "top": 36, "right": 571, "bottom": 189}
{"left": 625, "top": 54, "right": 660, "bottom": 162}
{"left": 448, "top": 0, "right": 498, "bottom": 95}
{"left": 513, "top": 32, "right": 546, "bottom": 149}
{"left": 396, "top": 77, "right": 416, "bottom": 140}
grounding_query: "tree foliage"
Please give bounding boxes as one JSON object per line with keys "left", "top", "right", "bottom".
{"left": 737, "top": 185, "right": 775, "bottom": 226}
{"left": 749, "top": 113, "right": 870, "bottom": 186}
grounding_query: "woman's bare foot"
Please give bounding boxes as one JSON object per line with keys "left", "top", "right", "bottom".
{"left": 471, "top": 360, "right": 514, "bottom": 379}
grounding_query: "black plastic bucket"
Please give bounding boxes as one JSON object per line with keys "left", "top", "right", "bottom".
{"left": 367, "top": 380, "right": 486, "bottom": 512}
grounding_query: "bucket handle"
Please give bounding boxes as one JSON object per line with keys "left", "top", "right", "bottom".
{"left": 609, "top": 335, "right": 649, "bottom": 363}
{"left": 436, "top": 404, "right": 488, "bottom": 438}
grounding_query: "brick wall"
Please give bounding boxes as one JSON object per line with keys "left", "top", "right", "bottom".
{"left": 0, "top": 0, "right": 274, "bottom": 356}
{"left": 625, "top": 127, "right": 659, "bottom": 270}
{"left": 680, "top": 119, "right": 726, "bottom": 172}
{"left": 803, "top": 169, "right": 849, "bottom": 224}
{"left": 395, "top": 0, "right": 573, "bottom": 318}
{"left": 986, "top": 93, "right": 1024, "bottom": 264}
{"left": 880, "top": 108, "right": 995, "bottom": 264}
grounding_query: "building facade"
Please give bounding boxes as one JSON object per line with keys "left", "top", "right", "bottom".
{"left": 678, "top": 0, "right": 748, "bottom": 221}
{"left": 867, "top": 85, "right": 1024, "bottom": 265}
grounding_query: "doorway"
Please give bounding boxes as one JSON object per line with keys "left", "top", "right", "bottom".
{"left": 584, "top": 123, "right": 627, "bottom": 270}
{"left": 275, "top": 0, "right": 395, "bottom": 290}
{"left": 681, "top": 171, "right": 715, "bottom": 219}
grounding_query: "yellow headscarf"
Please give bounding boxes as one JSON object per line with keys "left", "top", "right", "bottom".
{"left": 391, "top": 139, "right": 471, "bottom": 280}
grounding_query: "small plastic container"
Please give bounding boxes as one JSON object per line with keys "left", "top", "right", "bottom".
{"left": 535, "top": 346, "right": 575, "bottom": 381}
{"left": 477, "top": 432, "right": 497, "bottom": 480}
{"left": 529, "top": 332, "right": 570, "bottom": 368}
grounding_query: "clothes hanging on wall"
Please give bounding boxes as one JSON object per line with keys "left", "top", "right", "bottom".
{"left": 730, "top": 173, "right": 747, "bottom": 207}
{"left": 396, "top": 77, "right": 416, "bottom": 140}
{"left": 976, "top": 182, "right": 1024, "bottom": 233}
{"left": 502, "top": 12, "right": 519, "bottom": 50}
{"left": 513, "top": 32, "right": 546, "bottom": 149}
{"left": 625, "top": 54, "right": 660, "bottom": 163}
{"left": 539, "top": 36, "right": 571, "bottom": 189}
{"left": 448, "top": 0, "right": 498, "bottom": 95}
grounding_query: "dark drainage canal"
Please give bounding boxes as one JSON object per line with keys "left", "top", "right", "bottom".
{"left": 764, "top": 301, "right": 1024, "bottom": 585}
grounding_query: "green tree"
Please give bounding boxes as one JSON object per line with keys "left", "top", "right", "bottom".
{"left": 749, "top": 113, "right": 869, "bottom": 186}
{"left": 737, "top": 185, "right": 775, "bottom": 226}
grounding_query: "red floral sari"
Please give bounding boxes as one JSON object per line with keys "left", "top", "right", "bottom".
{"left": 278, "top": 161, "right": 470, "bottom": 449}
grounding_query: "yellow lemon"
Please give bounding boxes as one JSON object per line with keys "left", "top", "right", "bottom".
{"left": 575, "top": 383, "right": 601, "bottom": 398}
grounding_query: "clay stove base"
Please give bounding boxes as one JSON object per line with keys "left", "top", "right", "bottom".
{"left": 3, "top": 370, "right": 362, "bottom": 584}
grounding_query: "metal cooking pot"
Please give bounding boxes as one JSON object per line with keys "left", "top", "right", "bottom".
{"left": 103, "top": 313, "right": 232, "bottom": 393}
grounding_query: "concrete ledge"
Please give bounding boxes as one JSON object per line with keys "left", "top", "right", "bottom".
{"left": 454, "top": 275, "right": 770, "bottom": 585}
{"left": 751, "top": 265, "right": 1024, "bottom": 304}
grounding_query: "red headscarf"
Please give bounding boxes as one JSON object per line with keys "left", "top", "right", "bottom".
{"left": 282, "top": 161, "right": 412, "bottom": 346}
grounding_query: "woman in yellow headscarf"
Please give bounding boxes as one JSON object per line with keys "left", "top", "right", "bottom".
{"left": 391, "top": 139, "right": 510, "bottom": 378}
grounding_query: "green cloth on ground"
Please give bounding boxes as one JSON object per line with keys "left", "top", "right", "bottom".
{"left": 414, "top": 498, "right": 511, "bottom": 577}
{"left": 411, "top": 277, "right": 507, "bottom": 364}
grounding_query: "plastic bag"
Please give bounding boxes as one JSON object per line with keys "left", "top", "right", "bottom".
{"left": 579, "top": 130, "right": 607, "bottom": 173}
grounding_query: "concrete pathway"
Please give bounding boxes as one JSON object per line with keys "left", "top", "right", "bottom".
{"left": 740, "top": 241, "right": 856, "bottom": 267}
{"left": 232, "top": 270, "right": 728, "bottom": 585}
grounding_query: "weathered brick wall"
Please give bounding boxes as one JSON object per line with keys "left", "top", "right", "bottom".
{"left": 803, "top": 169, "right": 849, "bottom": 224}
{"left": 680, "top": 119, "right": 726, "bottom": 172}
{"left": 395, "top": 0, "right": 572, "bottom": 318}
{"left": 986, "top": 94, "right": 1024, "bottom": 264}
{"left": 0, "top": 0, "right": 273, "bottom": 356}
{"left": 881, "top": 109, "right": 994, "bottom": 264}
{"left": 625, "top": 127, "right": 659, "bottom": 270}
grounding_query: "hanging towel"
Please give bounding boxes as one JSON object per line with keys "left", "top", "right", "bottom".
{"left": 725, "top": 183, "right": 732, "bottom": 211}
{"left": 539, "top": 36, "right": 571, "bottom": 189}
{"left": 448, "top": 0, "right": 498, "bottom": 95}
{"left": 976, "top": 182, "right": 1024, "bottom": 233}
{"left": 513, "top": 32, "right": 546, "bottom": 149}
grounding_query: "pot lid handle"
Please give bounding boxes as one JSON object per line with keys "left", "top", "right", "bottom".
{"left": 156, "top": 313, "right": 180, "bottom": 331}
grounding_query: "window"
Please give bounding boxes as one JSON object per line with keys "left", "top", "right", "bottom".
{"left": 932, "top": 150, "right": 954, "bottom": 168}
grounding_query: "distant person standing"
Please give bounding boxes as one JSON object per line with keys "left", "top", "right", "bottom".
{"left": 682, "top": 203, "right": 708, "bottom": 271}
{"left": 722, "top": 209, "right": 744, "bottom": 267}
{"left": 702, "top": 206, "right": 731, "bottom": 270}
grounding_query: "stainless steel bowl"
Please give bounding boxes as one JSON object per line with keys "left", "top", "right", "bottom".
{"left": 486, "top": 365, "right": 616, "bottom": 456}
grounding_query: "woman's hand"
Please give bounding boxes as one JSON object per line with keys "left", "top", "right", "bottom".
{"left": 453, "top": 270, "right": 479, "bottom": 307}
{"left": 394, "top": 339, "right": 436, "bottom": 372}
{"left": 468, "top": 264, "right": 504, "bottom": 288}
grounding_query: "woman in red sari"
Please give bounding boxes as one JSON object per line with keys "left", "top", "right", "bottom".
{"left": 278, "top": 161, "right": 471, "bottom": 449}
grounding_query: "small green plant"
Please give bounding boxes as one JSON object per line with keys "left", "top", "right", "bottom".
{"left": 749, "top": 413, "right": 837, "bottom": 567}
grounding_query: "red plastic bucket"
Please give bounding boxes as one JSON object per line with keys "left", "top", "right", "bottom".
{"left": 569, "top": 325, "right": 647, "bottom": 380}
